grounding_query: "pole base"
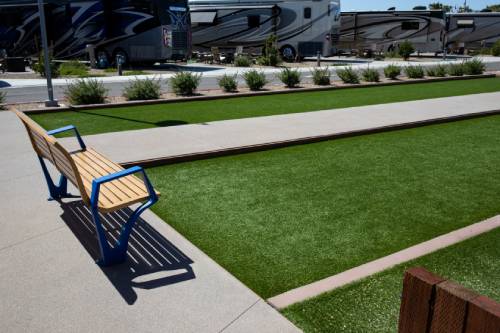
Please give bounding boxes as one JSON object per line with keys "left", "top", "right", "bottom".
{"left": 44, "top": 100, "right": 59, "bottom": 108}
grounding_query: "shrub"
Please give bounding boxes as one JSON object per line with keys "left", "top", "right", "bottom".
{"left": 463, "top": 58, "right": 486, "bottom": 75}
{"left": 65, "top": 79, "right": 108, "bottom": 105}
{"left": 32, "top": 52, "right": 59, "bottom": 78}
{"left": 361, "top": 67, "right": 380, "bottom": 82}
{"left": 122, "top": 77, "right": 161, "bottom": 101}
{"left": 218, "top": 74, "right": 238, "bottom": 92}
{"left": 448, "top": 62, "right": 465, "bottom": 76}
{"left": 492, "top": 40, "right": 500, "bottom": 56}
{"left": 384, "top": 64, "right": 402, "bottom": 79}
{"left": 405, "top": 65, "right": 425, "bottom": 79}
{"left": 337, "top": 67, "right": 360, "bottom": 84}
{"left": 243, "top": 70, "right": 267, "bottom": 91}
{"left": 399, "top": 40, "right": 415, "bottom": 61}
{"left": 234, "top": 55, "right": 252, "bottom": 67}
{"left": 278, "top": 68, "right": 301, "bottom": 88}
{"left": 426, "top": 64, "right": 447, "bottom": 77}
{"left": 0, "top": 90, "right": 6, "bottom": 109}
{"left": 311, "top": 67, "right": 331, "bottom": 85}
{"left": 170, "top": 72, "right": 202, "bottom": 96}
{"left": 59, "top": 61, "right": 89, "bottom": 77}
{"left": 258, "top": 35, "right": 281, "bottom": 66}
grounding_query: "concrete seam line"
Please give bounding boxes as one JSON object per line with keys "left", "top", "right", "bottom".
{"left": 267, "top": 216, "right": 500, "bottom": 310}
{"left": 218, "top": 299, "right": 261, "bottom": 333}
{"left": 0, "top": 225, "right": 66, "bottom": 253}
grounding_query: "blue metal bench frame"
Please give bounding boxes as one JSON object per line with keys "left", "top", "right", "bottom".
{"left": 40, "top": 125, "right": 159, "bottom": 266}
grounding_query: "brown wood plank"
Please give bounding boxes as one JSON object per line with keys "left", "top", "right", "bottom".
{"left": 72, "top": 159, "right": 118, "bottom": 207}
{"left": 430, "top": 280, "right": 479, "bottom": 333}
{"left": 465, "top": 295, "right": 500, "bottom": 333}
{"left": 399, "top": 267, "right": 447, "bottom": 333}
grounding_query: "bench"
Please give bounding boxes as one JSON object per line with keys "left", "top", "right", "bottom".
{"left": 15, "top": 110, "right": 160, "bottom": 266}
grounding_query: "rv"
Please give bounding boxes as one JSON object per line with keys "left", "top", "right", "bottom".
{"left": 189, "top": 0, "right": 341, "bottom": 60}
{"left": 446, "top": 12, "right": 500, "bottom": 53}
{"left": 0, "top": 0, "right": 191, "bottom": 65}
{"left": 338, "top": 10, "right": 446, "bottom": 54}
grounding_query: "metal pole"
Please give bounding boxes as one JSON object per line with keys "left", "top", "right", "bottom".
{"left": 37, "top": 0, "right": 58, "bottom": 107}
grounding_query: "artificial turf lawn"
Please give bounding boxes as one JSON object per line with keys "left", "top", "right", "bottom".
{"left": 146, "top": 115, "right": 500, "bottom": 298}
{"left": 31, "top": 77, "right": 500, "bottom": 136}
{"left": 282, "top": 228, "right": 500, "bottom": 333}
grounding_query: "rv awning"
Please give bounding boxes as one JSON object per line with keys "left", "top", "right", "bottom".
{"left": 191, "top": 11, "right": 217, "bottom": 24}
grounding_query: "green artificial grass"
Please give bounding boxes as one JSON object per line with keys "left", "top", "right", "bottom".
{"left": 147, "top": 115, "right": 500, "bottom": 298}
{"left": 31, "top": 77, "right": 500, "bottom": 136}
{"left": 282, "top": 228, "right": 500, "bottom": 333}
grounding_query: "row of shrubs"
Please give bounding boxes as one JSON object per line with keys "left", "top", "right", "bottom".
{"left": 64, "top": 59, "right": 487, "bottom": 105}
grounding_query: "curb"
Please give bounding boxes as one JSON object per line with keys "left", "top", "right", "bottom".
{"left": 20, "top": 73, "right": 496, "bottom": 115}
{"left": 121, "top": 108, "right": 500, "bottom": 168}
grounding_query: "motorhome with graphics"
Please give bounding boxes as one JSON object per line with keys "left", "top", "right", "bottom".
{"left": 189, "top": 0, "right": 341, "bottom": 60}
{"left": 446, "top": 12, "right": 500, "bottom": 53}
{"left": 0, "top": 0, "right": 191, "bottom": 64}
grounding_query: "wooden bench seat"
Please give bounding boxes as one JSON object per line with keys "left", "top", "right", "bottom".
{"left": 15, "top": 110, "right": 160, "bottom": 266}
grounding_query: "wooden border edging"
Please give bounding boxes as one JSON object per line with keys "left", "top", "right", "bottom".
{"left": 399, "top": 267, "right": 500, "bottom": 333}
{"left": 120, "top": 108, "right": 500, "bottom": 169}
{"left": 20, "top": 73, "right": 496, "bottom": 115}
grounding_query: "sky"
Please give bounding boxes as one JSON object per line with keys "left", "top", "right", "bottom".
{"left": 343, "top": 0, "right": 499, "bottom": 11}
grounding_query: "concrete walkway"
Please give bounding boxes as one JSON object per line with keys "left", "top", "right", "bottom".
{"left": 0, "top": 111, "right": 300, "bottom": 332}
{"left": 60, "top": 92, "right": 500, "bottom": 165}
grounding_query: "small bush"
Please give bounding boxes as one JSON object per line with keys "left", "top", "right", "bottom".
{"left": 65, "top": 79, "right": 108, "bottom": 105}
{"left": 463, "top": 58, "right": 486, "bottom": 75}
{"left": 0, "top": 90, "right": 6, "bottom": 109}
{"left": 59, "top": 61, "right": 89, "bottom": 77}
{"left": 384, "top": 64, "right": 402, "bottom": 79}
{"left": 243, "top": 70, "right": 267, "bottom": 91}
{"left": 278, "top": 68, "right": 301, "bottom": 88}
{"left": 361, "top": 67, "right": 380, "bottom": 82}
{"left": 123, "top": 77, "right": 161, "bottom": 101}
{"left": 426, "top": 64, "right": 447, "bottom": 77}
{"left": 311, "top": 67, "right": 331, "bottom": 85}
{"left": 399, "top": 40, "right": 415, "bottom": 60}
{"left": 405, "top": 65, "right": 425, "bottom": 79}
{"left": 448, "top": 62, "right": 465, "bottom": 76}
{"left": 218, "top": 74, "right": 238, "bottom": 92}
{"left": 170, "top": 72, "right": 202, "bottom": 96}
{"left": 337, "top": 67, "right": 360, "bottom": 84}
{"left": 258, "top": 35, "right": 281, "bottom": 66}
{"left": 32, "top": 52, "right": 59, "bottom": 78}
{"left": 234, "top": 55, "right": 251, "bottom": 67}
{"left": 492, "top": 40, "right": 500, "bottom": 56}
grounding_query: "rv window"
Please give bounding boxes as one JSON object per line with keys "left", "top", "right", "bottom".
{"left": 401, "top": 21, "right": 419, "bottom": 30}
{"left": 248, "top": 15, "right": 260, "bottom": 28}
{"left": 457, "top": 20, "right": 474, "bottom": 28}
{"left": 304, "top": 7, "right": 311, "bottom": 19}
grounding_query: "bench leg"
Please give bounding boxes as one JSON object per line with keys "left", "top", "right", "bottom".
{"left": 38, "top": 156, "right": 69, "bottom": 200}
{"left": 91, "top": 199, "right": 156, "bottom": 267}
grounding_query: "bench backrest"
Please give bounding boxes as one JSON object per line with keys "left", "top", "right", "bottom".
{"left": 14, "top": 111, "right": 89, "bottom": 203}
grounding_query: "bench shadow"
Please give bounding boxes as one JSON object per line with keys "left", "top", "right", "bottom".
{"left": 74, "top": 110, "right": 189, "bottom": 128}
{"left": 59, "top": 200, "right": 195, "bottom": 305}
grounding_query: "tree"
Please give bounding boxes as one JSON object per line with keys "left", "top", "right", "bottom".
{"left": 483, "top": 4, "right": 500, "bottom": 12}
{"left": 429, "top": 2, "right": 453, "bottom": 11}
{"left": 458, "top": 5, "right": 473, "bottom": 12}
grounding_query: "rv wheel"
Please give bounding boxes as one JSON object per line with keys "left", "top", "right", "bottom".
{"left": 113, "top": 49, "right": 129, "bottom": 67}
{"left": 280, "top": 45, "right": 296, "bottom": 62}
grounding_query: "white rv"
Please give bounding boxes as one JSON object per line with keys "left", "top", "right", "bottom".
{"left": 338, "top": 10, "right": 446, "bottom": 54}
{"left": 189, "top": 0, "right": 341, "bottom": 60}
{"left": 446, "top": 12, "right": 500, "bottom": 53}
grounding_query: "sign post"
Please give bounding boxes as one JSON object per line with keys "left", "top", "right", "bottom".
{"left": 37, "top": 0, "right": 58, "bottom": 107}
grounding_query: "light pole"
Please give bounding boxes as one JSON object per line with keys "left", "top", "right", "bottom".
{"left": 37, "top": 0, "right": 58, "bottom": 107}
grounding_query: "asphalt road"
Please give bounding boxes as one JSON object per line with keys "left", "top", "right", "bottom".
{"left": 1, "top": 72, "right": 299, "bottom": 104}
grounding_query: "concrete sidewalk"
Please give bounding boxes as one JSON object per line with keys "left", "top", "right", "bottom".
{"left": 60, "top": 92, "right": 500, "bottom": 165}
{"left": 0, "top": 111, "right": 300, "bottom": 332}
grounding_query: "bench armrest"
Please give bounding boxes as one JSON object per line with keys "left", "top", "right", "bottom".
{"left": 90, "top": 166, "right": 158, "bottom": 208}
{"left": 47, "top": 125, "right": 86, "bottom": 150}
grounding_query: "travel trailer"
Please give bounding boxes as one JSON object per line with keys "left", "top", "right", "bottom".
{"left": 189, "top": 0, "right": 341, "bottom": 60}
{"left": 338, "top": 10, "right": 446, "bottom": 54}
{"left": 446, "top": 12, "right": 500, "bottom": 53}
{"left": 0, "top": 0, "right": 191, "bottom": 64}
